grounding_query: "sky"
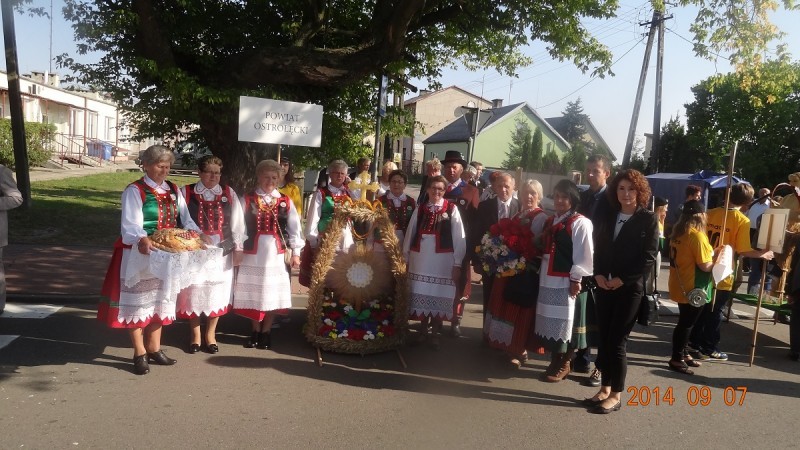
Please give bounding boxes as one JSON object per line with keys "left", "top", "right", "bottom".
{"left": 3, "top": 1, "right": 799, "bottom": 162}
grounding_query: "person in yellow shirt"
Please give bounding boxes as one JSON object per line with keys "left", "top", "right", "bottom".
{"left": 668, "top": 200, "right": 714, "bottom": 375}
{"left": 689, "top": 183, "right": 774, "bottom": 361}
{"left": 278, "top": 156, "right": 303, "bottom": 219}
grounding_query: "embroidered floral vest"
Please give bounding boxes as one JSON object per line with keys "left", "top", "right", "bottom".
{"left": 242, "top": 192, "right": 290, "bottom": 254}
{"left": 132, "top": 179, "right": 182, "bottom": 235}
{"left": 185, "top": 183, "right": 233, "bottom": 241}
{"left": 543, "top": 212, "right": 582, "bottom": 277}
{"left": 410, "top": 200, "right": 457, "bottom": 253}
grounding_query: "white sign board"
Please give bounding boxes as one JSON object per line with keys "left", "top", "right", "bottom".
{"left": 757, "top": 208, "right": 789, "bottom": 254}
{"left": 238, "top": 96, "right": 323, "bottom": 147}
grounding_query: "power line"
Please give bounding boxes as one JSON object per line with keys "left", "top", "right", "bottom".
{"left": 665, "top": 27, "right": 731, "bottom": 61}
{"left": 536, "top": 36, "right": 645, "bottom": 109}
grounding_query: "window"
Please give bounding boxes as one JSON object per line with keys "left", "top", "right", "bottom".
{"left": 104, "top": 116, "right": 116, "bottom": 140}
{"left": 87, "top": 112, "right": 98, "bottom": 138}
{"left": 69, "top": 109, "right": 80, "bottom": 135}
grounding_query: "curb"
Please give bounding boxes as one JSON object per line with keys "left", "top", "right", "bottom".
{"left": 7, "top": 293, "right": 102, "bottom": 304}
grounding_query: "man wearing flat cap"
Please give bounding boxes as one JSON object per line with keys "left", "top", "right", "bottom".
{"left": 441, "top": 150, "right": 480, "bottom": 337}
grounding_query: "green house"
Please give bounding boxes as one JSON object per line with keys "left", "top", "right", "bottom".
{"left": 422, "top": 102, "right": 571, "bottom": 169}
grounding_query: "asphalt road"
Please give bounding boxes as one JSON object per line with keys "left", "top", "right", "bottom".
{"left": 1, "top": 286, "right": 798, "bottom": 449}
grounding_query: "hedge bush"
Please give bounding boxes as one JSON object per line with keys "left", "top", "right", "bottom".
{"left": 0, "top": 119, "right": 56, "bottom": 168}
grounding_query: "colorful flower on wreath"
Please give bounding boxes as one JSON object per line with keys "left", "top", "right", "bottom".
{"left": 348, "top": 329, "right": 366, "bottom": 341}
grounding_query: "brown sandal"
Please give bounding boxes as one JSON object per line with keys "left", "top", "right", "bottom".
{"left": 668, "top": 359, "right": 694, "bottom": 375}
{"left": 685, "top": 357, "right": 702, "bottom": 368}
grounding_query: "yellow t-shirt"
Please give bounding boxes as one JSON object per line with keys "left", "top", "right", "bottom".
{"left": 706, "top": 207, "right": 752, "bottom": 290}
{"left": 668, "top": 228, "right": 714, "bottom": 304}
{"left": 279, "top": 182, "right": 303, "bottom": 217}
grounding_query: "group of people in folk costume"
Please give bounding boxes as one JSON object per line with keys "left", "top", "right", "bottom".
{"left": 98, "top": 146, "right": 305, "bottom": 375}
{"left": 99, "top": 145, "right": 779, "bottom": 416}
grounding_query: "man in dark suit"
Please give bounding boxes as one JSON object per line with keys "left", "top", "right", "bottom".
{"left": 442, "top": 150, "right": 480, "bottom": 337}
{"left": 576, "top": 153, "right": 612, "bottom": 386}
{"left": 471, "top": 172, "right": 520, "bottom": 322}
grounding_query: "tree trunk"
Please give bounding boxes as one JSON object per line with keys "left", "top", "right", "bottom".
{"left": 198, "top": 120, "right": 278, "bottom": 194}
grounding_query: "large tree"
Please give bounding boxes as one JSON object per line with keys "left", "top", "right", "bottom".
{"left": 558, "top": 98, "right": 589, "bottom": 144}
{"left": 55, "top": 0, "right": 796, "bottom": 189}
{"left": 684, "top": 60, "right": 800, "bottom": 187}
{"left": 655, "top": 116, "right": 692, "bottom": 173}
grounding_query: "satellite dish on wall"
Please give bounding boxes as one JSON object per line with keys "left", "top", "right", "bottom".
{"left": 454, "top": 106, "right": 468, "bottom": 117}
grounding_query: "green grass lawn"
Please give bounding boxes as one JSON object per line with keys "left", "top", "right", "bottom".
{"left": 9, "top": 173, "right": 197, "bottom": 246}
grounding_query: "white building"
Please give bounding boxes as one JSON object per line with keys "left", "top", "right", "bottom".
{"left": 0, "top": 70, "right": 153, "bottom": 164}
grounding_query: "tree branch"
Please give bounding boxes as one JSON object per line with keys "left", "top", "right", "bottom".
{"left": 293, "top": 0, "right": 327, "bottom": 47}
{"left": 131, "top": 0, "right": 175, "bottom": 68}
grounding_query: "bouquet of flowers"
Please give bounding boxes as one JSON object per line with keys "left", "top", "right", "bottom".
{"left": 477, "top": 217, "right": 539, "bottom": 277}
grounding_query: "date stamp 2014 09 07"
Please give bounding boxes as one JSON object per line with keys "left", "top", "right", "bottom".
{"left": 626, "top": 386, "right": 748, "bottom": 407}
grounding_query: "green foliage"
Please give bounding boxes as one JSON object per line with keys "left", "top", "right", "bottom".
{"left": 542, "top": 149, "right": 562, "bottom": 174}
{"left": 56, "top": 0, "right": 794, "bottom": 189}
{"left": 502, "top": 120, "right": 532, "bottom": 170}
{"left": 529, "top": 128, "right": 544, "bottom": 172}
{"left": 656, "top": 116, "right": 693, "bottom": 172}
{"left": 0, "top": 119, "right": 56, "bottom": 168}
{"left": 557, "top": 141, "right": 589, "bottom": 175}
{"left": 680, "top": 0, "right": 797, "bottom": 70}
{"left": 57, "top": 0, "right": 624, "bottom": 190}
{"left": 684, "top": 60, "right": 800, "bottom": 187}
{"left": 559, "top": 99, "right": 589, "bottom": 144}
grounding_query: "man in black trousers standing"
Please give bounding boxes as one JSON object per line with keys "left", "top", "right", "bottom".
{"left": 576, "top": 154, "right": 613, "bottom": 387}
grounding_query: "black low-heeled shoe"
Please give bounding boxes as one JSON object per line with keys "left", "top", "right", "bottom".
{"left": 205, "top": 344, "right": 219, "bottom": 354}
{"left": 189, "top": 343, "right": 201, "bottom": 354}
{"left": 244, "top": 331, "right": 258, "bottom": 348}
{"left": 133, "top": 354, "right": 150, "bottom": 375}
{"left": 589, "top": 401, "right": 621, "bottom": 414}
{"left": 255, "top": 332, "right": 271, "bottom": 350}
{"left": 147, "top": 349, "right": 177, "bottom": 365}
{"left": 581, "top": 397, "right": 604, "bottom": 407}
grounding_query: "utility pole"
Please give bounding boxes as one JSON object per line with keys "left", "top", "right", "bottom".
{"left": 621, "top": 10, "right": 671, "bottom": 169}
{"left": 2, "top": 0, "right": 31, "bottom": 208}
{"left": 649, "top": 13, "right": 667, "bottom": 174}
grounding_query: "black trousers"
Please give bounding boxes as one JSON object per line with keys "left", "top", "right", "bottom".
{"left": 594, "top": 283, "right": 642, "bottom": 393}
{"left": 671, "top": 303, "right": 705, "bottom": 361}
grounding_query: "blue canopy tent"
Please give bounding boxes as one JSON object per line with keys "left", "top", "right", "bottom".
{"left": 646, "top": 171, "right": 750, "bottom": 226}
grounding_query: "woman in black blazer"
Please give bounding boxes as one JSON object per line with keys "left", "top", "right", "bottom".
{"left": 583, "top": 169, "right": 659, "bottom": 414}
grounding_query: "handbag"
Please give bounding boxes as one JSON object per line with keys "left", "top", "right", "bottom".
{"left": 217, "top": 238, "right": 236, "bottom": 257}
{"left": 638, "top": 291, "right": 660, "bottom": 326}
{"left": 271, "top": 209, "right": 293, "bottom": 266}
{"left": 502, "top": 269, "right": 540, "bottom": 307}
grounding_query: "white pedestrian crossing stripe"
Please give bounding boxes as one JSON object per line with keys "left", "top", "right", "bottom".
{"left": 0, "top": 304, "right": 64, "bottom": 350}
{"left": 2, "top": 303, "right": 63, "bottom": 319}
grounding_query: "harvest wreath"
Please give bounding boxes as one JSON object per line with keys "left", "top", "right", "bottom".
{"left": 304, "top": 201, "right": 409, "bottom": 355}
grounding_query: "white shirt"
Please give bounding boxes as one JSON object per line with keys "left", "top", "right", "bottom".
{"left": 386, "top": 192, "right": 407, "bottom": 208}
{"left": 497, "top": 198, "right": 512, "bottom": 219}
{"left": 747, "top": 201, "right": 770, "bottom": 229}
{"left": 305, "top": 184, "right": 356, "bottom": 248}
